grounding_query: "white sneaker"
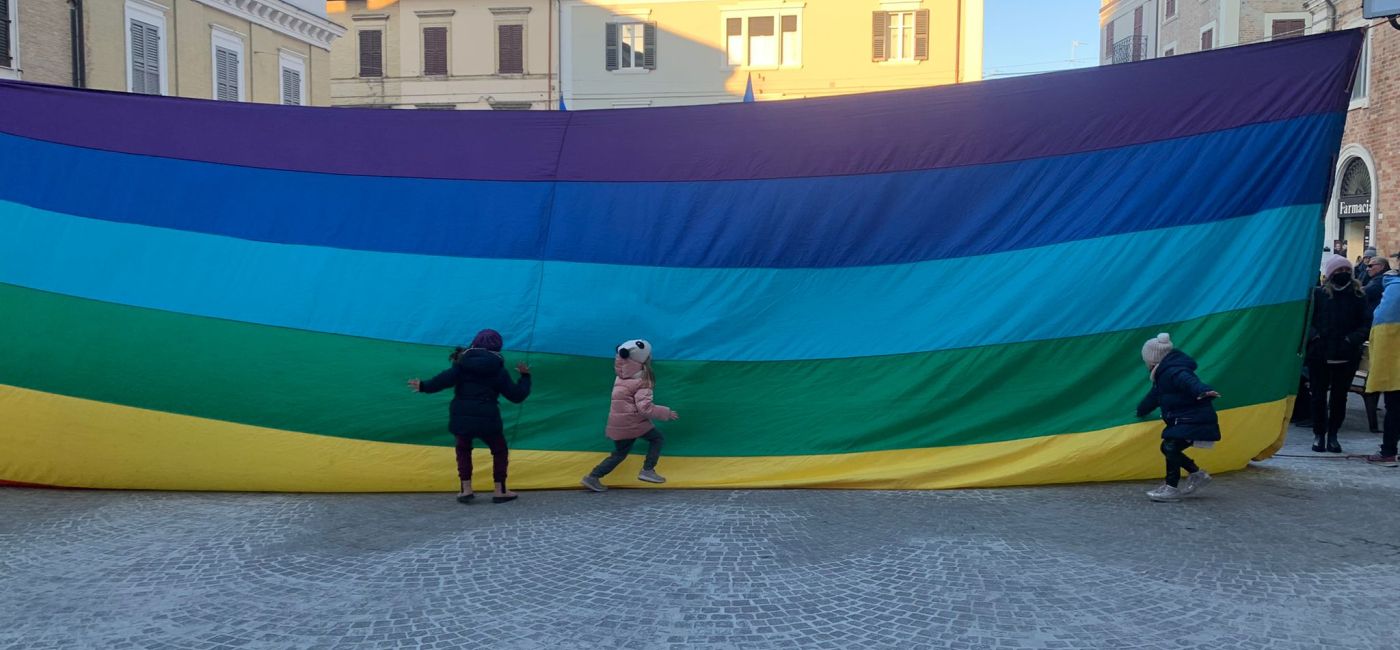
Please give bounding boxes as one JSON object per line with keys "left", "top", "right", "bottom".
{"left": 1146, "top": 484, "right": 1183, "bottom": 502}
{"left": 638, "top": 469, "right": 666, "bottom": 484}
{"left": 1180, "top": 471, "right": 1212, "bottom": 496}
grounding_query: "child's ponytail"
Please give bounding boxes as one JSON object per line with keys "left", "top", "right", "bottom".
{"left": 449, "top": 346, "right": 467, "bottom": 363}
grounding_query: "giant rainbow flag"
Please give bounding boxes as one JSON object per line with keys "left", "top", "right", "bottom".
{"left": 0, "top": 32, "right": 1363, "bottom": 492}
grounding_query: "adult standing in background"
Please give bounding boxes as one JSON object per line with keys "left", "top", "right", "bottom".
{"left": 1306, "top": 256, "right": 1371, "bottom": 454}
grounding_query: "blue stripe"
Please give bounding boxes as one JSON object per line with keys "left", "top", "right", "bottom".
{"left": 0, "top": 114, "right": 1341, "bottom": 269}
{"left": 0, "top": 201, "right": 1318, "bottom": 361}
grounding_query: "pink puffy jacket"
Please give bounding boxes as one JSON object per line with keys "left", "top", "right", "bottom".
{"left": 605, "top": 357, "right": 676, "bottom": 440}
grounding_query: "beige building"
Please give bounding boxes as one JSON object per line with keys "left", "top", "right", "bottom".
{"left": 1, "top": 0, "right": 78, "bottom": 84}
{"left": 327, "top": 0, "right": 983, "bottom": 110}
{"left": 328, "top": 0, "right": 555, "bottom": 109}
{"left": 1100, "top": 0, "right": 1311, "bottom": 63}
{"left": 3, "top": 0, "right": 344, "bottom": 105}
{"left": 1099, "top": 0, "right": 1398, "bottom": 260}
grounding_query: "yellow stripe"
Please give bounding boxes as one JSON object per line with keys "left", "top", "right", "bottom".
{"left": 0, "top": 384, "right": 1290, "bottom": 492}
{"left": 1366, "top": 324, "right": 1400, "bottom": 393}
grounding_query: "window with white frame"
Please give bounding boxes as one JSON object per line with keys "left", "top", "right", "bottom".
{"left": 1199, "top": 25, "right": 1214, "bottom": 51}
{"left": 605, "top": 21, "right": 655, "bottom": 70}
{"left": 1, "top": 0, "right": 15, "bottom": 69}
{"left": 279, "top": 50, "right": 307, "bottom": 106}
{"left": 722, "top": 10, "right": 801, "bottom": 67}
{"left": 211, "top": 28, "right": 245, "bottom": 102}
{"left": 1164, "top": 0, "right": 1176, "bottom": 20}
{"left": 872, "top": 9, "right": 928, "bottom": 62}
{"left": 1351, "top": 30, "right": 1370, "bottom": 106}
{"left": 126, "top": 1, "right": 168, "bottom": 95}
{"left": 726, "top": 17, "right": 742, "bottom": 65}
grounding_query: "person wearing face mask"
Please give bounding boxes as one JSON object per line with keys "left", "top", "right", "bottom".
{"left": 1305, "top": 255, "right": 1372, "bottom": 453}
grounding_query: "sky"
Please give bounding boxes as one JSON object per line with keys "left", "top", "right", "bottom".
{"left": 983, "top": 0, "right": 1102, "bottom": 79}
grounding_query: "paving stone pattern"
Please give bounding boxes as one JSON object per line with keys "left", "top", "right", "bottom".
{"left": 3, "top": 403, "right": 1399, "bottom": 649}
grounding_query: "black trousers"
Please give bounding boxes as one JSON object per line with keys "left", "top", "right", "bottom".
{"left": 1307, "top": 360, "right": 1361, "bottom": 437}
{"left": 1161, "top": 439, "right": 1199, "bottom": 488}
{"left": 1380, "top": 392, "right": 1400, "bottom": 457}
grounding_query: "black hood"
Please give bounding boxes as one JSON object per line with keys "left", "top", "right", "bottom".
{"left": 457, "top": 348, "right": 504, "bottom": 378}
{"left": 1156, "top": 349, "right": 1197, "bottom": 375}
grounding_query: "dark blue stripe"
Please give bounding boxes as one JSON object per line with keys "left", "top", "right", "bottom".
{"left": 0, "top": 114, "right": 1342, "bottom": 269}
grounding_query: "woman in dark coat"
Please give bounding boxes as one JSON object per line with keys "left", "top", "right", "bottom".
{"left": 1138, "top": 333, "right": 1221, "bottom": 503}
{"left": 1307, "top": 256, "right": 1372, "bottom": 454}
{"left": 410, "top": 329, "right": 531, "bottom": 504}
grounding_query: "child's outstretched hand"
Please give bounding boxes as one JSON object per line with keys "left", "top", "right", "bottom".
{"left": 408, "top": 379, "right": 422, "bottom": 392}
{"left": 516, "top": 362, "right": 531, "bottom": 375}
{"left": 667, "top": 411, "right": 680, "bottom": 421}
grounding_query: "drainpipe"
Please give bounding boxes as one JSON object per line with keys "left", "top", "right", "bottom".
{"left": 1324, "top": 0, "right": 1336, "bottom": 31}
{"left": 69, "top": 0, "right": 86, "bottom": 87}
{"left": 954, "top": 0, "right": 962, "bottom": 83}
{"left": 548, "top": 0, "right": 553, "bottom": 109}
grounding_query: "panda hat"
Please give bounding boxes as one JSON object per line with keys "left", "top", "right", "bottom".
{"left": 616, "top": 339, "right": 652, "bottom": 365}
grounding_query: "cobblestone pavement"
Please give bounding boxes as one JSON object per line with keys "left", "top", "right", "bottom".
{"left": 4, "top": 401, "right": 1400, "bottom": 649}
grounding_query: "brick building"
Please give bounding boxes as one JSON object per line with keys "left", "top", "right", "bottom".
{"left": 1101, "top": 0, "right": 1398, "bottom": 259}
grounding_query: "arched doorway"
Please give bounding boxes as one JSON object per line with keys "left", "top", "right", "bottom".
{"left": 1335, "top": 156, "right": 1373, "bottom": 260}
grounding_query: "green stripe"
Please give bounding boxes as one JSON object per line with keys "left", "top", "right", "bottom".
{"left": 0, "top": 283, "right": 1304, "bottom": 457}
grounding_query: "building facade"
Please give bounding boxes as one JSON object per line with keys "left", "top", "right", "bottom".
{"left": 327, "top": 0, "right": 983, "bottom": 111}
{"left": 2, "top": 0, "right": 343, "bottom": 106}
{"left": 328, "top": 0, "right": 555, "bottom": 110}
{"left": 1305, "top": 0, "right": 1396, "bottom": 261}
{"left": 1100, "top": 0, "right": 1311, "bottom": 63}
{"left": 559, "top": 0, "right": 983, "bottom": 110}
{"left": 1, "top": 0, "right": 79, "bottom": 85}
{"left": 1100, "top": 0, "right": 1397, "bottom": 259}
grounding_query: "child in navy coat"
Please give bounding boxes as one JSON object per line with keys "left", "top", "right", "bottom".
{"left": 1136, "top": 333, "right": 1221, "bottom": 503}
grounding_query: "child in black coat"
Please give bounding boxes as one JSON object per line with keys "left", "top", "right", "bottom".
{"left": 1137, "top": 333, "right": 1221, "bottom": 503}
{"left": 410, "top": 329, "right": 531, "bottom": 504}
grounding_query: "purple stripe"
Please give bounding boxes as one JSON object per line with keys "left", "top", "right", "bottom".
{"left": 0, "top": 30, "right": 1362, "bottom": 182}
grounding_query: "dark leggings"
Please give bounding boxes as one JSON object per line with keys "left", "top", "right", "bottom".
{"left": 454, "top": 426, "right": 509, "bottom": 486}
{"left": 1308, "top": 360, "right": 1360, "bottom": 437}
{"left": 1161, "top": 439, "right": 1199, "bottom": 488}
{"left": 589, "top": 429, "right": 664, "bottom": 478}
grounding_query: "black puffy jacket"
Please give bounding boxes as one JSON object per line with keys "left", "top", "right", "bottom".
{"left": 1307, "top": 284, "right": 1371, "bottom": 363}
{"left": 1136, "top": 351, "right": 1222, "bottom": 442}
{"left": 419, "top": 349, "right": 531, "bottom": 431}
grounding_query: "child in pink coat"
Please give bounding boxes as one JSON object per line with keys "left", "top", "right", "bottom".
{"left": 580, "top": 339, "right": 679, "bottom": 491}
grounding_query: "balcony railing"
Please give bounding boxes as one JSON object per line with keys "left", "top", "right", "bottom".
{"left": 1111, "top": 35, "right": 1150, "bottom": 64}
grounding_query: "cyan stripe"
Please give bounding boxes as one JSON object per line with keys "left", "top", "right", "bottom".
{"left": 0, "top": 201, "right": 1319, "bottom": 361}
{"left": 0, "top": 114, "right": 1341, "bottom": 269}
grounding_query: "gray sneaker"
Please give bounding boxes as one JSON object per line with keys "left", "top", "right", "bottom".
{"left": 637, "top": 469, "right": 666, "bottom": 484}
{"left": 1146, "top": 484, "right": 1183, "bottom": 502}
{"left": 1180, "top": 471, "right": 1212, "bottom": 496}
{"left": 580, "top": 476, "right": 608, "bottom": 492}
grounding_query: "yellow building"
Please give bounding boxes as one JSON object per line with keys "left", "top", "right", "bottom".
{"left": 327, "top": 0, "right": 983, "bottom": 110}
{"left": 563, "top": 0, "right": 983, "bottom": 109}
{"left": 77, "top": 0, "right": 344, "bottom": 105}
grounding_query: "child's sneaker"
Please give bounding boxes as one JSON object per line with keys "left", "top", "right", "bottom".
{"left": 580, "top": 476, "right": 608, "bottom": 492}
{"left": 1365, "top": 454, "right": 1399, "bottom": 467}
{"left": 1180, "top": 471, "right": 1212, "bottom": 495}
{"left": 1146, "top": 484, "right": 1183, "bottom": 502}
{"left": 638, "top": 469, "right": 666, "bottom": 484}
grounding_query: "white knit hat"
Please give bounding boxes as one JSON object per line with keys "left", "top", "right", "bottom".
{"left": 617, "top": 339, "right": 652, "bottom": 364}
{"left": 1141, "top": 333, "right": 1173, "bottom": 367}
